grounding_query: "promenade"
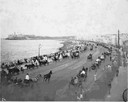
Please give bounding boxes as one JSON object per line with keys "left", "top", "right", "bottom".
{"left": 1, "top": 42, "right": 127, "bottom": 101}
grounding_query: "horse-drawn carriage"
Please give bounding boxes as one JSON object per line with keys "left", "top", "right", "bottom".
{"left": 90, "top": 63, "right": 97, "bottom": 70}
{"left": 8, "top": 66, "right": 20, "bottom": 75}
{"left": 87, "top": 54, "right": 92, "bottom": 61}
{"left": 100, "top": 55, "right": 105, "bottom": 61}
{"left": 77, "top": 68, "right": 88, "bottom": 81}
{"left": 104, "top": 51, "right": 111, "bottom": 56}
{"left": 69, "top": 67, "right": 88, "bottom": 89}
{"left": 90, "top": 46, "right": 93, "bottom": 51}
{"left": 24, "top": 63, "right": 35, "bottom": 69}
{"left": 39, "top": 59, "right": 49, "bottom": 66}
{"left": 9, "top": 73, "right": 43, "bottom": 88}
{"left": 71, "top": 50, "right": 80, "bottom": 59}
{"left": 69, "top": 76, "right": 82, "bottom": 88}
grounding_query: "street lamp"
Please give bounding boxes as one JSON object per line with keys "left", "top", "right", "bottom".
{"left": 38, "top": 44, "right": 41, "bottom": 56}
{"left": 117, "top": 30, "right": 121, "bottom": 67}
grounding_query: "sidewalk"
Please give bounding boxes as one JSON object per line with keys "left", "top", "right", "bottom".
{"left": 82, "top": 51, "right": 127, "bottom": 101}
{"left": 105, "top": 66, "right": 127, "bottom": 101}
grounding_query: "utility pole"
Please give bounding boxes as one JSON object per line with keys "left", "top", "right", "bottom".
{"left": 115, "top": 34, "right": 117, "bottom": 47}
{"left": 38, "top": 44, "right": 41, "bottom": 56}
{"left": 118, "top": 30, "right": 120, "bottom": 49}
{"left": 117, "top": 30, "right": 121, "bottom": 67}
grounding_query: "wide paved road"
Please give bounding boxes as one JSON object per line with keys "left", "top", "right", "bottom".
{"left": 2, "top": 45, "right": 119, "bottom": 101}
{"left": 15, "top": 44, "right": 102, "bottom": 81}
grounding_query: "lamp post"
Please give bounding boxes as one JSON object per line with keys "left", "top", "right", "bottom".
{"left": 118, "top": 30, "right": 120, "bottom": 49}
{"left": 38, "top": 44, "right": 41, "bottom": 56}
{"left": 117, "top": 30, "right": 121, "bottom": 67}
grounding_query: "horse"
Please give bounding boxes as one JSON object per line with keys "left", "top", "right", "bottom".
{"left": 69, "top": 77, "right": 82, "bottom": 89}
{"left": 8, "top": 67, "right": 20, "bottom": 75}
{"left": 43, "top": 70, "right": 53, "bottom": 82}
{"left": 25, "top": 63, "right": 35, "bottom": 70}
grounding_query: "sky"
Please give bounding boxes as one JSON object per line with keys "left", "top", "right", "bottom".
{"left": 0, "top": 0, "right": 128, "bottom": 39}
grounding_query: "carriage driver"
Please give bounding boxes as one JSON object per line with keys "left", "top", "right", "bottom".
{"left": 74, "top": 77, "right": 78, "bottom": 84}
{"left": 25, "top": 73, "right": 30, "bottom": 83}
{"left": 80, "top": 67, "right": 86, "bottom": 77}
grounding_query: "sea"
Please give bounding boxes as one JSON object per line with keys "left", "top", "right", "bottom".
{"left": 1, "top": 40, "right": 63, "bottom": 63}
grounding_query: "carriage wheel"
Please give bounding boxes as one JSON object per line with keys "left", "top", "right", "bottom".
{"left": 122, "top": 88, "right": 128, "bottom": 102}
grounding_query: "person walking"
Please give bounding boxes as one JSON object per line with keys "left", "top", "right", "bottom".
{"left": 94, "top": 73, "right": 97, "bottom": 81}
{"left": 108, "top": 81, "right": 111, "bottom": 97}
{"left": 110, "top": 56, "right": 112, "bottom": 61}
{"left": 116, "top": 69, "right": 119, "bottom": 77}
{"left": 76, "top": 88, "right": 84, "bottom": 101}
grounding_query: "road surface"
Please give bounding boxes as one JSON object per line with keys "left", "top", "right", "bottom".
{"left": 1, "top": 44, "right": 127, "bottom": 101}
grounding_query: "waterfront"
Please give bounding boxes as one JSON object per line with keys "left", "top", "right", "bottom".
{"left": 0, "top": 40, "right": 127, "bottom": 101}
{"left": 1, "top": 40, "right": 63, "bottom": 63}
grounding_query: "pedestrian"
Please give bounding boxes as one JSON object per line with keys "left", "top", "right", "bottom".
{"left": 116, "top": 69, "right": 119, "bottom": 77}
{"left": 76, "top": 89, "right": 84, "bottom": 101}
{"left": 110, "top": 56, "right": 112, "bottom": 61}
{"left": 2, "top": 98, "right": 6, "bottom": 101}
{"left": 107, "top": 64, "right": 112, "bottom": 72}
{"left": 108, "top": 81, "right": 111, "bottom": 95}
{"left": 94, "top": 74, "right": 97, "bottom": 81}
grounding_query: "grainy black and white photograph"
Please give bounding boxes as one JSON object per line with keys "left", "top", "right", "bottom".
{"left": 0, "top": 0, "right": 128, "bottom": 101}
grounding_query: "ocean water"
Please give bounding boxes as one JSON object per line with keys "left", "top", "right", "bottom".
{"left": 1, "top": 40, "right": 63, "bottom": 63}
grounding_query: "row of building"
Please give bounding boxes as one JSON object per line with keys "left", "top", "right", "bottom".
{"left": 91, "top": 33, "right": 128, "bottom": 46}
